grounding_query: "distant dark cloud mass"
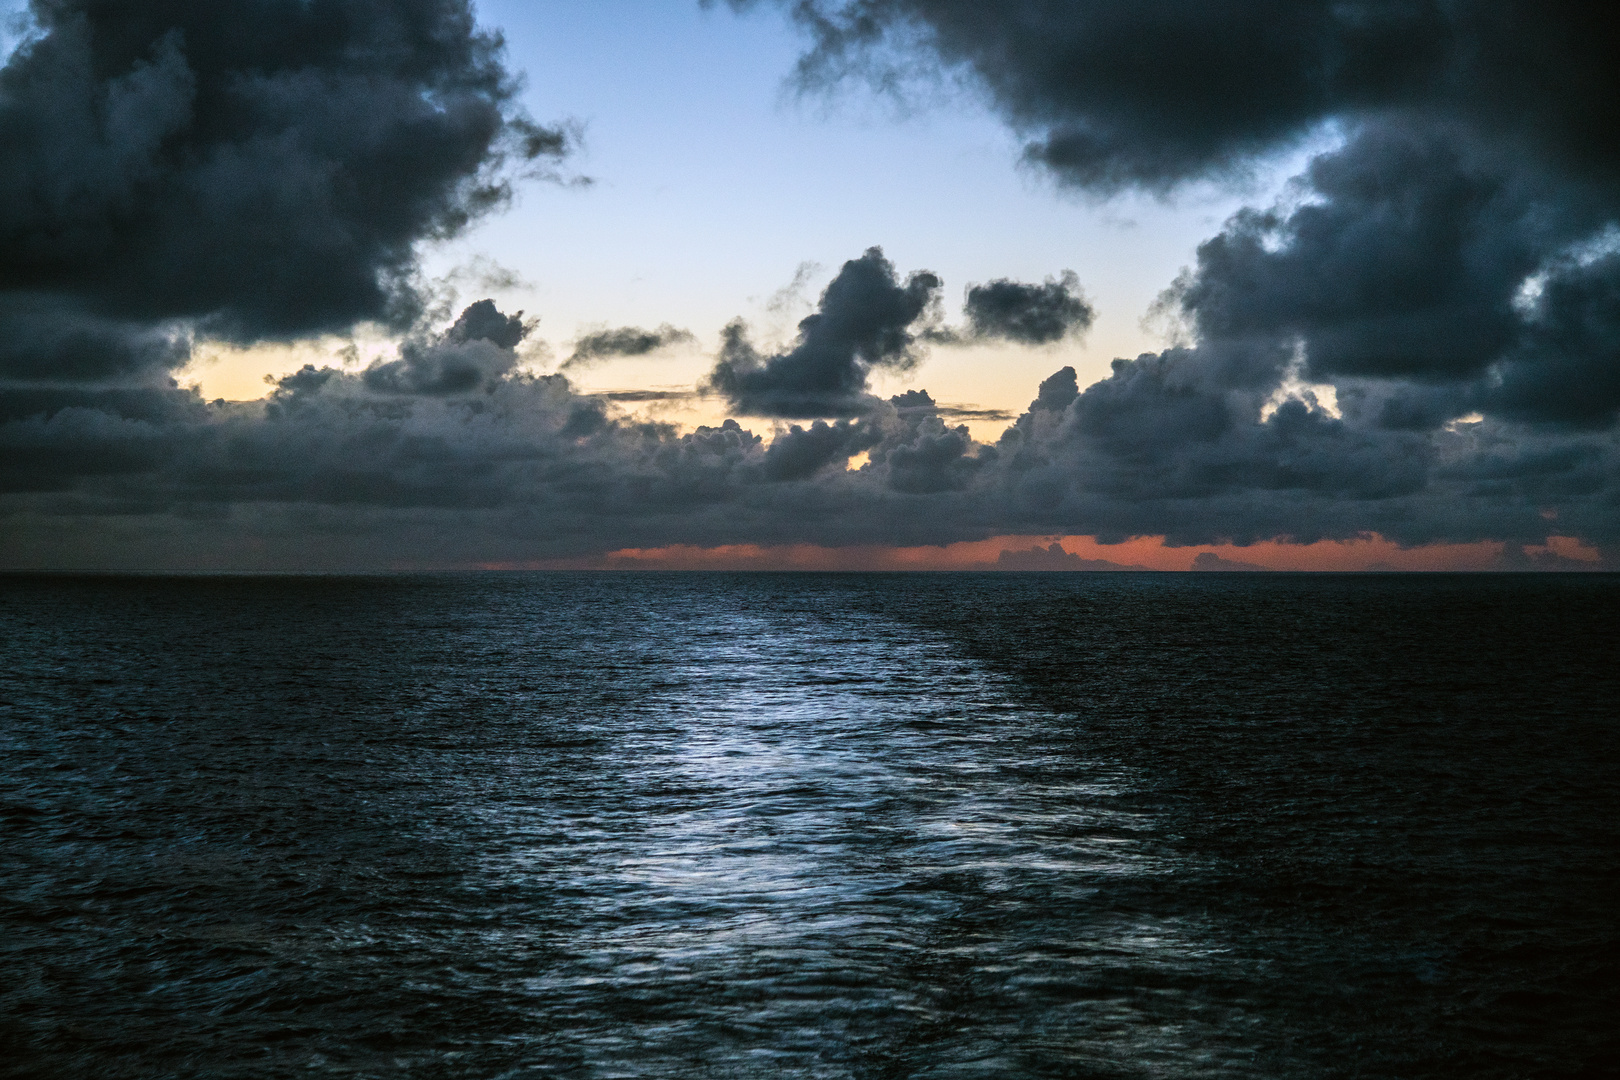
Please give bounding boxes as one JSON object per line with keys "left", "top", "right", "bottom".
{"left": 993, "top": 543, "right": 1146, "bottom": 571}
{"left": 3, "top": 1, "right": 1619, "bottom": 567}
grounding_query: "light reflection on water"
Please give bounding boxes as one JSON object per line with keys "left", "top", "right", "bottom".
{"left": 459, "top": 605, "right": 1217, "bottom": 1077}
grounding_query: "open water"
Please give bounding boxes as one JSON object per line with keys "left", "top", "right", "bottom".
{"left": 2, "top": 572, "right": 1617, "bottom": 1079}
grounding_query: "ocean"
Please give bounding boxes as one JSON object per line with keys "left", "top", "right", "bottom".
{"left": 2, "top": 572, "right": 1617, "bottom": 1078}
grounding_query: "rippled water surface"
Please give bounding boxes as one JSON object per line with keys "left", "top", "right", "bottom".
{"left": 3, "top": 572, "right": 1618, "bottom": 1078}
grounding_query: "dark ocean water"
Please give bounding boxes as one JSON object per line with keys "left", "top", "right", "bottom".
{"left": 2, "top": 572, "right": 1617, "bottom": 1079}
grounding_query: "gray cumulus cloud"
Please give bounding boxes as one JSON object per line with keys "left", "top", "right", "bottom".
{"left": 707, "top": 247, "right": 942, "bottom": 417}
{"left": 964, "top": 272, "right": 1095, "bottom": 345}
{"left": 362, "top": 300, "right": 530, "bottom": 396}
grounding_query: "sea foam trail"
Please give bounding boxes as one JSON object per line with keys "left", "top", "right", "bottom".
{"left": 452, "top": 594, "right": 1235, "bottom": 1077}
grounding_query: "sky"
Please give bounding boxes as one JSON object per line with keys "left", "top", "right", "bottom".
{"left": 189, "top": 0, "right": 1282, "bottom": 426}
{"left": 1, "top": 0, "right": 1617, "bottom": 570}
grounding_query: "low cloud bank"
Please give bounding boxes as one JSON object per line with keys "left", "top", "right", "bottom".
{"left": 4, "top": 292, "right": 1617, "bottom": 568}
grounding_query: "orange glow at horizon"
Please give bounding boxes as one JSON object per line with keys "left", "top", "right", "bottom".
{"left": 472, "top": 532, "right": 1606, "bottom": 572}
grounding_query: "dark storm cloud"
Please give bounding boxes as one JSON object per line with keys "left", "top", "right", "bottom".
{"left": 564, "top": 325, "right": 697, "bottom": 369}
{"left": 1483, "top": 245, "right": 1620, "bottom": 428}
{"left": 0, "top": 298, "right": 189, "bottom": 383}
{"left": 888, "top": 389, "right": 938, "bottom": 414}
{"left": 707, "top": 247, "right": 942, "bottom": 417}
{"left": 0, "top": 0, "right": 568, "bottom": 521}
{"left": 736, "top": 0, "right": 1620, "bottom": 193}
{"left": 0, "top": 0, "right": 563, "bottom": 371}
{"left": 993, "top": 349, "right": 1434, "bottom": 533}
{"left": 1029, "top": 367, "right": 1079, "bottom": 413}
{"left": 1178, "top": 131, "right": 1555, "bottom": 381}
{"left": 0, "top": 298, "right": 1004, "bottom": 563}
{"left": 995, "top": 352, "right": 1620, "bottom": 556}
{"left": 1150, "top": 125, "right": 1620, "bottom": 432}
{"left": 963, "top": 272, "right": 1094, "bottom": 345}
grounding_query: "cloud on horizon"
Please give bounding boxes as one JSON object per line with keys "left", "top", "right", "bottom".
{"left": 4, "top": 291, "right": 1616, "bottom": 568}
